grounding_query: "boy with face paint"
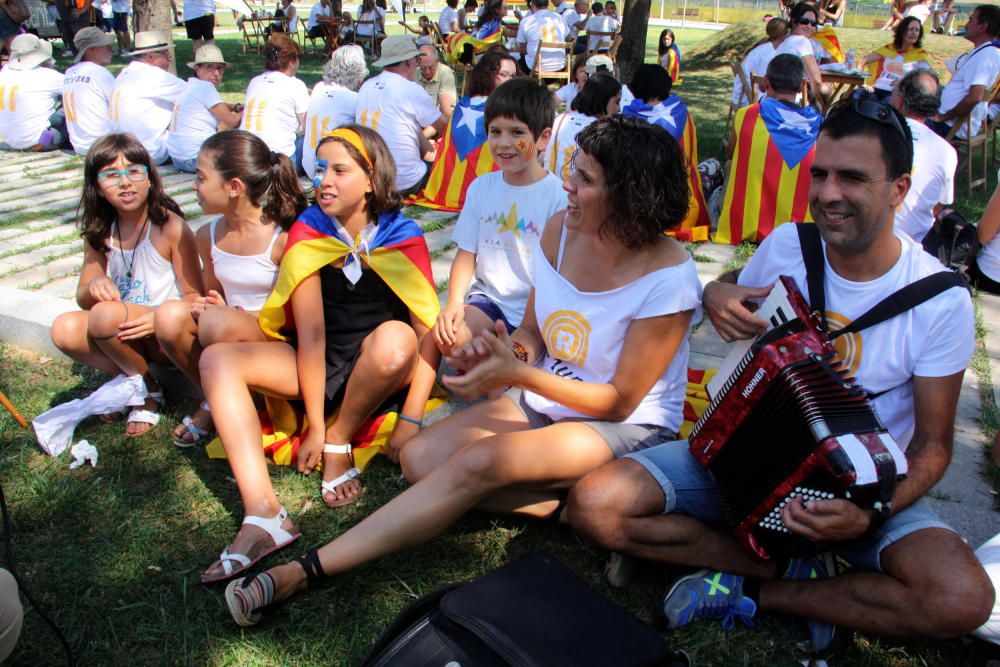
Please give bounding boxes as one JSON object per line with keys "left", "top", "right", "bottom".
{"left": 433, "top": 78, "right": 568, "bottom": 356}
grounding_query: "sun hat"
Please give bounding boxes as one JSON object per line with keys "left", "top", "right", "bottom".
{"left": 187, "top": 44, "right": 228, "bottom": 69}
{"left": 7, "top": 34, "right": 53, "bottom": 71}
{"left": 585, "top": 54, "right": 614, "bottom": 76}
{"left": 73, "top": 27, "right": 116, "bottom": 63}
{"left": 130, "top": 30, "right": 171, "bottom": 56}
{"left": 372, "top": 35, "right": 421, "bottom": 68}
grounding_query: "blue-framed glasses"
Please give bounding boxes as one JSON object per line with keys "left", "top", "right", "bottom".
{"left": 97, "top": 165, "right": 149, "bottom": 185}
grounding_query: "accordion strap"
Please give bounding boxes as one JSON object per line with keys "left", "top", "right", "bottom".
{"left": 795, "top": 223, "right": 829, "bottom": 330}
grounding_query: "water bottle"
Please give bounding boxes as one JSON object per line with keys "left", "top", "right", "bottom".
{"left": 845, "top": 48, "right": 856, "bottom": 71}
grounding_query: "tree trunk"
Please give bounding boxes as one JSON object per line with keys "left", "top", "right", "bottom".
{"left": 133, "top": 0, "right": 178, "bottom": 74}
{"left": 618, "top": 0, "right": 650, "bottom": 86}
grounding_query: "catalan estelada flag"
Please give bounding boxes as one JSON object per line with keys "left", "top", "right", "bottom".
{"left": 208, "top": 206, "right": 443, "bottom": 469}
{"left": 865, "top": 44, "right": 931, "bottom": 87}
{"left": 714, "top": 97, "right": 821, "bottom": 245}
{"left": 444, "top": 27, "right": 502, "bottom": 67}
{"left": 661, "top": 45, "right": 681, "bottom": 84}
{"left": 408, "top": 95, "right": 498, "bottom": 211}
{"left": 813, "top": 27, "right": 844, "bottom": 63}
{"left": 622, "top": 95, "right": 710, "bottom": 242}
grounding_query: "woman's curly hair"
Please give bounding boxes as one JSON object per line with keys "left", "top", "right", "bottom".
{"left": 574, "top": 115, "right": 689, "bottom": 249}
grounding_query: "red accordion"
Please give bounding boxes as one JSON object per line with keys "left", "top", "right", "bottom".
{"left": 689, "top": 276, "right": 908, "bottom": 561}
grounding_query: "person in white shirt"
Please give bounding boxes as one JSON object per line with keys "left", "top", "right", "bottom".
{"left": 583, "top": 2, "right": 619, "bottom": 54}
{"left": 517, "top": 0, "right": 570, "bottom": 73}
{"left": 267, "top": 0, "right": 298, "bottom": 35}
{"left": 355, "top": 35, "right": 447, "bottom": 195}
{"left": 356, "top": 0, "right": 386, "bottom": 41}
{"left": 561, "top": 0, "right": 589, "bottom": 54}
{"left": 303, "top": 44, "right": 367, "bottom": 178}
{"left": 554, "top": 54, "right": 587, "bottom": 108}
{"left": 167, "top": 44, "right": 244, "bottom": 172}
{"left": 890, "top": 70, "right": 956, "bottom": 242}
{"left": 306, "top": 0, "right": 331, "bottom": 39}
{"left": 0, "top": 34, "right": 66, "bottom": 152}
{"left": 111, "top": 31, "right": 186, "bottom": 164}
{"left": 970, "top": 175, "right": 1000, "bottom": 294}
{"left": 732, "top": 17, "right": 788, "bottom": 106}
{"left": 547, "top": 71, "right": 620, "bottom": 180}
{"left": 903, "top": 0, "right": 932, "bottom": 26}
{"left": 439, "top": 0, "right": 460, "bottom": 35}
{"left": 240, "top": 34, "right": 310, "bottom": 171}
{"left": 930, "top": 4, "right": 1000, "bottom": 139}
{"left": 63, "top": 27, "right": 116, "bottom": 156}
{"left": 183, "top": 0, "right": 217, "bottom": 53}
{"left": 111, "top": 0, "right": 131, "bottom": 55}
{"left": 774, "top": 3, "right": 825, "bottom": 102}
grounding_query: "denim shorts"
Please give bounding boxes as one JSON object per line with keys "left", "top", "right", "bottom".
{"left": 170, "top": 155, "right": 198, "bottom": 173}
{"left": 466, "top": 293, "right": 515, "bottom": 334}
{"left": 626, "top": 439, "right": 956, "bottom": 572}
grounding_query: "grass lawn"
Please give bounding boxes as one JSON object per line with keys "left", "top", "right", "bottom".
{"left": 7, "top": 22, "right": 999, "bottom": 667}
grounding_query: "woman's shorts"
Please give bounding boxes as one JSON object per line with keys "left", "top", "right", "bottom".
{"left": 185, "top": 13, "right": 215, "bottom": 40}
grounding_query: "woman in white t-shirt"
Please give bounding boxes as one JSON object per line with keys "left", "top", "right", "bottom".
{"left": 970, "top": 177, "right": 1000, "bottom": 294}
{"left": 303, "top": 44, "right": 368, "bottom": 178}
{"left": 555, "top": 54, "right": 588, "bottom": 109}
{"left": 356, "top": 0, "right": 386, "bottom": 40}
{"left": 224, "top": 115, "right": 703, "bottom": 629}
{"left": 167, "top": 45, "right": 244, "bottom": 172}
{"left": 548, "top": 72, "right": 621, "bottom": 180}
{"left": 732, "top": 17, "right": 788, "bottom": 106}
{"left": 439, "top": 0, "right": 460, "bottom": 34}
{"left": 240, "top": 34, "right": 310, "bottom": 172}
{"left": 773, "top": 3, "right": 825, "bottom": 102}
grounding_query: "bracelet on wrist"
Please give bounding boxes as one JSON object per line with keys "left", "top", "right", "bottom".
{"left": 511, "top": 341, "right": 529, "bottom": 363}
{"left": 397, "top": 414, "right": 423, "bottom": 427}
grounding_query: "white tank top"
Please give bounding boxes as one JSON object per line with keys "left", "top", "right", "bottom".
{"left": 106, "top": 220, "right": 182, "bottom": 306}
{"left": 210, "top": 218, "right": 282, "bottom": 311}
{"left": 522, "top": 225, "right": 703, "bottom": 432}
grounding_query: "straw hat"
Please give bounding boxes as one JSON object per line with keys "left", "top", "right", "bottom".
{"left": 7, "top": 34, "right": 53, "bottom": 71}
{"left": 372, "top": 35, "right": 420, "bottom": 68}
{"left": 187, "top": 44, "right": 228, "bottom": 69}
{"left": 131, "top": 30, "right": 171, "bottom": 56}
{"left": 73, "top": 27, "right": 116, "bottom": 63}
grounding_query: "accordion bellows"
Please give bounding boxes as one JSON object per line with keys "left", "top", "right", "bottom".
{"left": 690, "top": 276, "right": 908, "bottom": 561}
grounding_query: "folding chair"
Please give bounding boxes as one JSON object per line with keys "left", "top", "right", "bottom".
{"left": 947, "top": 112, "right": 991, "bottom": 197}
{"left": 241, "top": 16, "right": 265, "bottom": 53}
{"left": 584, "top": 29, "right": 616, "bottom": 58}
{"left": 530, "top": 40, "right": 573, "bottom": 87}
{"left": 356, "top": 20, "right": 381, "bottom": 58}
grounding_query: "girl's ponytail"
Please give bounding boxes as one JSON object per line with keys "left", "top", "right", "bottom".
{"left": 266, "top": 151, "right": 308, "bottom": 230}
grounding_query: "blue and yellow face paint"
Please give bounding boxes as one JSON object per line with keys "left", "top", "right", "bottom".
{"left": 313, "top": 159, "right": 329, "bottom": 190}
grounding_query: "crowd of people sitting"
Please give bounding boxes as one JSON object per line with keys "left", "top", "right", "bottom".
{"left": 5, "top": 0, "right": 1000, "bottom": 661}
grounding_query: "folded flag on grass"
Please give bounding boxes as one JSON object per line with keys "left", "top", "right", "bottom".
{"left": 680, "top": 367, "right": 716, "bottom": 439}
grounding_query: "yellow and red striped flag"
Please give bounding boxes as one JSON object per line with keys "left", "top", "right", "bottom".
{"left": 444, "top": 27, "right": 502, "bottom": 67}
{"left": 714, "top": 98, "right": 821, "bottom": 245}
{"left": 813, "top": 27, "right": 844, "bottom": 63}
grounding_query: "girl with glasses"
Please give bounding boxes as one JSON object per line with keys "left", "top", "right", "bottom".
{"left": 50, "top": 133, "right": 203, "bottom": 437}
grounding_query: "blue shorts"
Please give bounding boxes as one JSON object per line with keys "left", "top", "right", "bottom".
{"left": 626, "top": 440, "right": 956, "bottom": 573}
{"left": 113, "top": 12, "right": 129, "bottom": 33}
{"left": 465, "top": 293, "right": 515, "bottom": 334}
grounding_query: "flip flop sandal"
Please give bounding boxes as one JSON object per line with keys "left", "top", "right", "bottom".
{"left": 172, "top": 401, "right": 213, "bottom": 448}
{"left": 125, "top": 390, "right": 165, "bottom": 438}
{"left": 202, "top": 506, "right": 302, "bottom": 585}
{"left": 321, "top": 443, "right": 363, "bottom": 508}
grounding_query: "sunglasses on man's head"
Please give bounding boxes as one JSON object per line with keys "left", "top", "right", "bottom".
{"left": 825, "top": 97, "right": 909, "bottom": 144}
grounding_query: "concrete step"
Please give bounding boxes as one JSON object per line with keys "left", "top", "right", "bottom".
{"left": 10, "top": 254, "right": 82, "bottom": 290}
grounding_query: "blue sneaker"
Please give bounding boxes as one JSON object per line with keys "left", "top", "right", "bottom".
{"left": 785, "top": 552, "right": 847, "bottom": 654}
{"left": 661, "top": 569, "right": 758, "bottom": 630}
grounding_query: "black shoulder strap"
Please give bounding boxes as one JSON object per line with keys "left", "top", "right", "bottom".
{"left": 795, "top": 223, "right": 827, "bottom": 329}
{"left": 830, "top": 271, "right": 968, "bottom": 339}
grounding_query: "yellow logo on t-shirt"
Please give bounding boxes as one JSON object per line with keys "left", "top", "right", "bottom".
{"left": 542, "top": 309, "right": 591, "bottom": 365}
{"left": 825, "top": 310, "right": 862, "bottom": 377}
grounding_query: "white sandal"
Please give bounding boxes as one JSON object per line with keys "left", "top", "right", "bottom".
{"left": 321, "top": 443, "right": 362, "bottom": 508}
{"left": 125, "top": 389, "right": 164, "bottom": 438}
{"left": 173, "top": 400, "right": 213, "bottom": 448}
{"left": 201, "top": 506, "right": 302, "bottom": 585}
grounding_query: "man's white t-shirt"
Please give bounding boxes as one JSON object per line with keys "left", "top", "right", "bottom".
{"left": 562, "top": 8, "right": 583, "bottom": 35}
{"left": 774, "top": 34, "right": 814, "bottom": 61}
{"left": 583, "top": 14, "right": 617, "bottom": 52}
{"left": 0, "top": 67, "right": 63, "bottom": 150}
{"left": 895, "top": 119, "right": 956, "bottom": 242}
{"left": 940, "top": 43, "right": 1000, "bottom": 138}
{"left": 732, "top": 41, "right": 776, "bottom": 105}
{"left": 452, "top": 170, "right": 568, "bottom": 326}
{"left": 517, "top": 9, "right": 569, "bottom": 72}
{"left": 356, "top": 7, "right": 385, "bottom": 36}
{"left": 302, "top": 81, "right": 358, "bottom": 177}
{"left": 355, "top": 70, "right": 442, "bottom": 190}
{"left": 546, "top": 109, "right": 595, "bottom": 180}
{"left": 306, "top": 3, "right": 331, "bottom": 31}
{"left": 62, "top": 61, "right": 115, "bottom": 156}
{"left": 112, "top": 60, "right": 186, "bottom": 163}
{"left": 738, "top": 223, "right": 974, "bottom": 451}
{"left": 183, "top": 0, "right": 215, "bottom": 21}
{"left": 439, "top": 5, "right": 458, "bottom": 34}
{"left": 239, "top": 70, "right": 309, "bottom": 157}
{"left": 167, "top": 77, "right": 224, "bottom": 163}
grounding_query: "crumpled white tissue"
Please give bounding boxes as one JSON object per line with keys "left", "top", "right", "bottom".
{"left": 69, "top": 440, "right": 98, "bottom": 469}
{"left": 32, "top": 374, "right": 148, "bottom": 456}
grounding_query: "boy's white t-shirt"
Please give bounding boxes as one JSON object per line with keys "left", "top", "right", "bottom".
{"left": 517, "top": 9, "right": 569, "bottom": 72}
{"left": 583, "top": 14, "right": 617, "bottom": 51}
{"left": 738, "top": 223, "right": 974, "bottom": 451}
{"left": 439, "top": 5, "right": 458, "bottom": 34}
{"left": 894, "top": 118, "right": 956, "bottom": 242}
{"left": 239, "top": 70, "right": 309, "bottom": 157}
{"left": 0, "top": 67, "right": 64, "bottom": 150}
{"left": 452, "top": 170, "right": 568, "bottom": 326}
{"left": 112, "top": 60, "right": 187, "bottom": 163}
{"left": 302, "top": 81, "right": 359, "bottom": 177}
{"left": 167, "top": 77, "right": 224, "bottom": 163}
{"left": 306, "top": 3, "right": 331, "bottom": 30}
{"left": 355, "top": 70, "right": 442, "bottom": 190}
{"left": 183, "top": 0, "right": 216, "bottom": 21}
{"left": 62, "top": 61, "right": 115, "bottom": 156}
{"left": 546, "top": 110, "right": 594, "bottom": 180}
{"left": 356, "top": 7, "right": 385, "bottom": 35}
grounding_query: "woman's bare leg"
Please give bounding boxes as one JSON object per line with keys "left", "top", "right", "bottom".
{"left": 51, "top": 311, "right": 123, "bottom": 375}
{"left": 321, "top": 321, "right": 419, "bottom": 506}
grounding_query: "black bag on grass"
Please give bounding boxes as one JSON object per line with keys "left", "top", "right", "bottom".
{"left": 361, "top": 552, "right": 691, "bottom": 667}
{"left": 922, "top": 208, "right": 979, "bottom": 282}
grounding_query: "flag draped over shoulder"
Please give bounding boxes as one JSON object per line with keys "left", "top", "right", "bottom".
{"left": 865, "top": 44, "right": 931, "bottom": 86}
{"left": 408, "top": 96, "right": 498, "bottom": 211}
{"left": 813, "top": 27, "right": 844, "bottom": 62}
{"left": 444, "top": 27, "right": 502, "bottom": 67}
{"left": 715, "top": 98, "right": 821, "bottom": 245}
{"left": 663, "top": 45, "right": 681, "bottom": 84}
{"left": 622, "top": 96, "right": 710, "bottom": 242}
{"left": 206, "top": 206, "right": 443, "bottom": 468}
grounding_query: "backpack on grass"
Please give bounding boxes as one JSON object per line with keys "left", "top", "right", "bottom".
{"left": 921, "top": 208, "right": 979, "bottom": 283}
{"left": 361, "top": 552, "right": 692, "bottom": 667}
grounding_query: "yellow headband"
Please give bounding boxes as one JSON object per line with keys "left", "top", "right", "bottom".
{"left": 327, "top": 128, "right": 373, "bottom": 170}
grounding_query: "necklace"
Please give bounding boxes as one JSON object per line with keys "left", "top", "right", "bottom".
{"left": 116, "top": 217, "right": 149, "bottom": 282}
